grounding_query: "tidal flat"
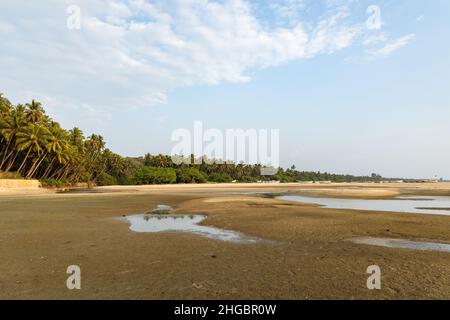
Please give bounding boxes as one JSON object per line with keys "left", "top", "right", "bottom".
{"left": 1, "top": 182, "right": 450, "bottom": 299}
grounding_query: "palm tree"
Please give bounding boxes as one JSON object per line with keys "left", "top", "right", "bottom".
{"left": 0, "top": 93, "right": 12, "bottom": 116}
{"left": 25, "top": 100, "right": 45, "bottom": 124}
{"left": 28, "top": 123, "right": 69, "bottom": 178}
{"left": 50, "top": 144, "right": 78, "bottom": 181}
{"left": 0, "top": 109, "right": 26, "bottom": 170}
{"left": 15, "top": 124, "right": 50, "bottom": 175}
{"left": 69, "top": 127, "right": 84, "bottom": 149}
{"left": 82, "top": 134, "right": 105, "bottom": 181}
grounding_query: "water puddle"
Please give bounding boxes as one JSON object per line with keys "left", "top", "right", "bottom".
{"left": 222, "top": 191, "right": 286, "bottom": 198}
{"left": 57, "top": 188, "right": 110, "bottom": 194}
{"left": 349, "top": 237, "right": 450, "bottom": 254}
{"left": 277, "top": 195, "right": 450, "bottom": 216}
{"left": 125, "top": 214, "right": 260, "bottom": 244}
{"left": 57, "top": 188, "right": 137, "bottom": 194}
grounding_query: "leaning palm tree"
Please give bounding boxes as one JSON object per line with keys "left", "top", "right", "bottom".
{"left": 28, "top": 123, "right": 69, "bottom": 178}
{"left": 0, "top": 110, "right": 26, "bottom": 170}
{"left": 15, "top": 124, "right": 50, "bottom": 176}
{"left": 50, "top": 144, "right": 78, "bottom": 181}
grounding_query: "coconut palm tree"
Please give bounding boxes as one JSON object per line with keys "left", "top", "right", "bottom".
{"left": 0, "top": 109, "right": 26, "bottom": 170}
{"left": 15, "top": 124, "right": 50, "bottom": 175}
{"left": 25, "top": 100, "right": 46, "bottom": 124}
{"left": 69, "top": 127, "right": 84, "bottom": 150}
{"left": 0, "top": 93, "right": 12, "bottom": 116}
{"left": 28, "top": 123, "right": 69, "bottom": 178}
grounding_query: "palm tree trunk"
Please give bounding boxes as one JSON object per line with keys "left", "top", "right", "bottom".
{"left": 50, "top": 164, "right": 67, "bottom": 179}
{"left": 0, "top": 141, "right": 15, "bottom": 169}
{"left": 26, "top": 156, "right": 41, "bottom": 178}
{"left": 0, "top": 138, "right": 12, "bottom": 165}
{"left": 56, "top": 163, "right": 69, "bottom": 180}
{"left": 1, "top": 150, "right": 15, "bottom": 170}
{"left": 28, "top": 151, "right": 48, "bottom": 178}
{"left": 42, "top": 157, "right": 56, "bottom": 179}
{"left": 17, "top": 148, "right": 32, "bottom": 175}
{"left": 61, "top": 165, "right": 71, "bottom": 180}
{"left": 4, "top": 150, "right": 20, "bottom": 173}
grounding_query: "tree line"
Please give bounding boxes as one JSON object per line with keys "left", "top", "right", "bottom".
{"left": 1, "top": 93, "right": 391, "bottom": 186}
{"left": 0, "top": 93, "right": 138, "bottom": 186}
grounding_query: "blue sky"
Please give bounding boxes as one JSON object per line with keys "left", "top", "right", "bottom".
{"left": 1, "top": 0, "right": 449, "bottom": 178}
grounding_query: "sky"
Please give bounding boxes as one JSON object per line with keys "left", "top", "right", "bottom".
{"left": 1, "top": 0, "right": 449, "bottom": 179}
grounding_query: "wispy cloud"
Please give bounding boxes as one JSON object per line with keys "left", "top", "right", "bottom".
{"left": 366, "top": 34, "right": 416, "bottom": 59}
{"left": 0, "top": 0, "right": 411, "bottom": 115}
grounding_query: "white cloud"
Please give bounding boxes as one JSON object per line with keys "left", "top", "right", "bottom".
{"left": 269, "top": 0, "right": 305, "bottom": 25}
{"left": 0, "top": 0, "right": 376, "bottom": 115}
{"left": 362, "top": 33, "right": 387, "bottom": 46}
{"left": 367, "top": 34, "right": 416, "bottom": 59}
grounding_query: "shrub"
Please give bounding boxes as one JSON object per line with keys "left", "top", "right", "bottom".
{"left": 41, "top": 178, "right": 66, "bottom": 188}
{"left": 0, "top": 171, "right": 23, "bottom": 179}
{"left": 208, "top": 173, "right": 233, "bottom": 183}
{"left": 116, "top": 176, "right": 136, "bottom": 185}
{"left": 96, "top": 172, "right": 118, "bottom": 186}
{"left": 239, "top": 175, "right": 257, "bottom": 183}
{"left": 273, "top": 174, "right": 293, "bottom": 183}
{"left": 133, "top": 167, "right": 177, "bottom": 185}
{"left": 176, "top": 168, "right": 207, "bottom": 183}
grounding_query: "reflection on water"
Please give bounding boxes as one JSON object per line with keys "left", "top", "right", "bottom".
{"left": 126, "top": 214, "right": 259, "bottom": 244}
{"left": 224, "top": 192, "right": 285, "bottom": 198}
{"left": 349, "top": 237, "right": 450, "bottom": 253}
{"left": 57, "top": 188, "right": 106, "bottom": 194}
{"left": 277, "top": 195, "right": 450, "bottom": 216}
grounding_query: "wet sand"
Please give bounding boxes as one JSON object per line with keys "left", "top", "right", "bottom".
{"left": 1, "top": 183, "right": 450, "bottom": 299}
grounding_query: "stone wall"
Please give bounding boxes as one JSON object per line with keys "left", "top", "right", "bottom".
{"left": 0, "top": 179, "right": 41, "bottom": 189}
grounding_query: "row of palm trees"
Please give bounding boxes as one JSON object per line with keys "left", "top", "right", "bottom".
{"left": 1, "top": 92, "right": 380, "bottom": 185}
{"left": 143, "top": 153, "right": 267, "bottom": 180}
{"left": 0, "top": 93, "right": 107, "bottom": 182}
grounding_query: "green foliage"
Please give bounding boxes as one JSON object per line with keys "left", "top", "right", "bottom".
{"left": 0, "top": 171, "right": 23, "bottom": 179}
{"left": 273, "top": 174, "right": 294, "bottom": 183}
{"left": 133, "top": 167, "right": 177, "bottom": 185}
{"left": 1, "top": 92, "right": 396, "bottom": 187}
{"left": 0, "top": 93, "right": 137, "bottom": 187}
{"left": 208, "top": 172, "right": 233, "bottom": 183}
{"left": 96, "top": 172, "right": 118, "bottom": 186}
{"left": 238, "top": 175, "right": 257, "bottom": 183}
{"left": 144, "top": 153, "right": 173, "bottom": 167}
{"left": 176, "top": 167, "right": 207, "bottom": 183}
{"left": 41, "top": 178, "right": 66, "bottom": 188}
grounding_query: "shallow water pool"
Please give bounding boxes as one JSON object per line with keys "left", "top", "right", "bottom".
{"left": 349, "top": 237, "right": 450, "bottom": 253}
{"left": 125, "top": 214, "right": 260, "bottom": 244}
{"left": 277, "top": 195, "right": 450, "bottom": 216}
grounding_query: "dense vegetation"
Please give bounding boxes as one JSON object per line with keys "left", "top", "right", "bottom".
{"left": 1, "top": 93, "right": 393, "bottom": 187}
{"left": 0, "top": 93, "right": 138, "bottom": 187}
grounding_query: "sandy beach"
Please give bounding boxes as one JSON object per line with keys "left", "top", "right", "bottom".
{"left": 1, "top": 182, "right": 450, "bottom": 299}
